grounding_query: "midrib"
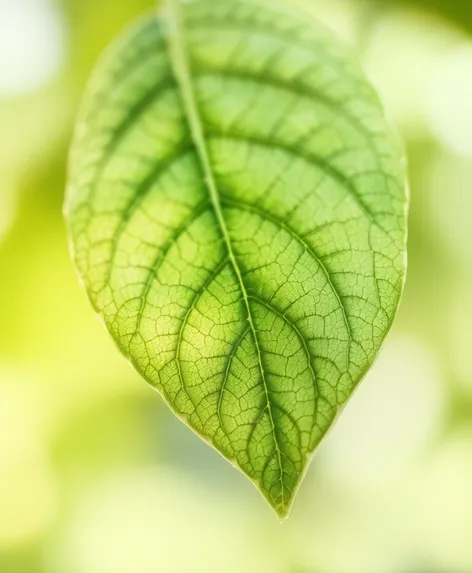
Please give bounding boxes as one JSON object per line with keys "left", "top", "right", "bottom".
{"left": 163, "top": 0, "right": 284, "bottom": 500}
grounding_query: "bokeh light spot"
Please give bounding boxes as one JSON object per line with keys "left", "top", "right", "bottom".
{"left": 0, "top": 375, "right": 57, "bottom": 549}
{"left": 0, "top": 0, "right": 66, "bottom": 96}
{"left": 427, "top": 44, "right": 472, "bottom": 158}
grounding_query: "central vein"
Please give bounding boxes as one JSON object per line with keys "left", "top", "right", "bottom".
{"left": 163, "top": 0, "right": 284, "bottom": 494}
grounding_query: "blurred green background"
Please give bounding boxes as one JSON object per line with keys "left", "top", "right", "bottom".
{"left": 1, "top": 0, "right": 472, "bottom": 572}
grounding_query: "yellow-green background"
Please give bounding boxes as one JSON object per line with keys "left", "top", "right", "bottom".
{"left": 1, "top": 0, "right": 472, "bottom": 571}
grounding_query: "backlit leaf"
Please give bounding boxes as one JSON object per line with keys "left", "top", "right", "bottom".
{"left": 65, "top": 0, "right": 408, "bottom": 518}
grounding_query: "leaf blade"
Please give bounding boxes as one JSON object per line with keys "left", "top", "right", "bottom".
{"left": 66, "top": 0, "right": 408, "bottom": 518}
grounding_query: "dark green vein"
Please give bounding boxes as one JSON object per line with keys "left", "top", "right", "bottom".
{"left": 175, "top": 257, "right": 230, "bottom": 406}
{"left": 221, "top": 197, "right": 352, "bottom": 370}
{"left": 134, "top": 202, "right": 211, "bottom": 333}
{"left": 86, "top": 77, "right": 176, "bottom": 202}
{"left": 184, "top": 15, "right": 364, "bottom": 84}
{"left": 105, "top": 144, "right": 194, "bottom": 284}
{"left": 192, "top": 66, "right": 382, "bottom": 149}
{"left": 85, "top": 21, "right": 166, "bottom": 121}
{"left": 248, "top": 294, "right": 319, "bottom": 421}
{"left": 208, "top": 131, "right": 382, "bottom": 224}
{"left": 217, "top": 325, "right": 250, "bottom": 434}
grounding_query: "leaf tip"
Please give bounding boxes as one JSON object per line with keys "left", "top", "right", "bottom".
{"left": 261, "top": 492, "right": 295, "bottom": 522}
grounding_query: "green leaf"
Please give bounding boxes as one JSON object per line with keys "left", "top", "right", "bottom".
{"left": 65, "top": 0, "right": 408, "bottom": 518}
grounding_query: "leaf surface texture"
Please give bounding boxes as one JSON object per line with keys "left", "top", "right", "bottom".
{"left": 66, "top": 0, "right": 408, "bottom": 517}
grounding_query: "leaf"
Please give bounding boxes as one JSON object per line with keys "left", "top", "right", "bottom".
{"left": 65, "top": 0, "right": 408, "bottom": 518}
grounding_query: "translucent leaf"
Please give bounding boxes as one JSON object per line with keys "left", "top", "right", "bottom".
{"left": 65, "top": 0, "right": 408, "bottom": 518}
